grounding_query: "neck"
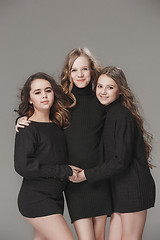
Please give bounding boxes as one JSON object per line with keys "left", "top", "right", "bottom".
{"left": 72, "top": 82, "right": 92, "bottom": 96}
{"left": 29, "top": 111, "right": 51, "bottom": 122}
{"left": 105, "top": 97, "right": 122, "bottom": 110}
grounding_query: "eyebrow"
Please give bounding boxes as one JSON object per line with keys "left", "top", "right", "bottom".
{"left": 97, "top": 83, "right": 116, "bottom": 87}
{"left": 71, "top": 65, "right": 89, "bottom": 69}
{"left": 33, "top": 87, "right": 52, "bottom": 93}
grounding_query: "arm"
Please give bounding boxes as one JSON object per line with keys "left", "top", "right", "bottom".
{"left": 14, "top": 126, "right": 73, "bottom": 180}
{"left": 84, "top": 111, "right": 136, "bottom": 182}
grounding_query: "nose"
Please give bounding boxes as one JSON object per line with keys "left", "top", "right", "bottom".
{"left": 77, "top": 69, "right": 84, "bottom": 77}
{"left": 101, "top": 87, "right": 107, "bottom": 95}
{"left": 42, "top": 91, "right": 47, "bottom": 98}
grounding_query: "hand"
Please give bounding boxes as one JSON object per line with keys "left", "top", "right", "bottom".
{"left": 68, "top": 165, "right": 83, "bottom": 182}
{"left": 69, "top": 165, "right": 83, "bottom": 173}
{"left": 68, "top": 169, "right": 78, "bottom": 182}
{"left": 69, "top": 170, "right": 87, "bottom": 183}
{"left": 16, "top": 116, "right": 31, "bottom": 132}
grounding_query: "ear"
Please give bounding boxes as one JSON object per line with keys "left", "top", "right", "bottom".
{"left": 29, "top": 99, "right": 32, "bottom": 104}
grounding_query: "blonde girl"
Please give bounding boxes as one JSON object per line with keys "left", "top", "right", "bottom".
{"left": 61, "top": 48, "right": 112, "bottom": 240}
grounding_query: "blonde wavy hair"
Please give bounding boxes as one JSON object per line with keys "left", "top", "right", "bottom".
{"left": 61, "top": 47, "right": 101, "bottom": 107}
{"left": 98, "top": 66, "right": 153, "bottom": 168}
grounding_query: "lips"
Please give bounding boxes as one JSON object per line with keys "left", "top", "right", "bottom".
{"left": 100, "top": 95, "right": 108, "bottom": 99}
{"left": 76, "top": 79, "right": 86, "bottom": 82}
{"left": 41, "top": 100, "right": 49, "bottom": 104}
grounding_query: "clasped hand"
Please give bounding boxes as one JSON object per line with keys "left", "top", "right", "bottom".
{"left": 68, "top": 165, "right": 87, "bottom": 183}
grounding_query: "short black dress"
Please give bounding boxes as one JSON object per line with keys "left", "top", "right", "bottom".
{"left": 14, "top": 121, "right": 72, "bottom": 218}
{"left": 64, "top": 83, "right": 112, "bottom": 223}
{"left": 85, "top": 98, "right": 156, "bottom": 213}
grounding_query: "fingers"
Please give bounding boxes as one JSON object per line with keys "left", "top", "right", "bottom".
{"left": 16, "top": 116, "right": 31, "bottom": 132}
{"left": 68, "top": 170, "right": 86, "bottom": 183}
{"left": 68, "top": 171, "right": 78, "bottom": 182}
{"left": 18, "top": 117, "right": 31, "bottom": 126}
{"left": 69, "top": 165, "right": 83, "bottom": 173}
{"left": 15, "top": 123, "right": 25, "bottom": 132}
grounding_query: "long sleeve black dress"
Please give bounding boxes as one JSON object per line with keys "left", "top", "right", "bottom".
{"left": 64, "top": 83, "right": 112, "bottom": 223}
{"left": 85, "top": 98, "right": 155, "bottom": 213}
{"left": 14, "top": 121, "right": 72, "bottom": 218}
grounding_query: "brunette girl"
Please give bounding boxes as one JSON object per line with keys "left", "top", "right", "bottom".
{"left": 14, "top": 72, "right": 75, "bottom": 240}
{"left": 71, "top": 66, "right": 156, "bottom": 240}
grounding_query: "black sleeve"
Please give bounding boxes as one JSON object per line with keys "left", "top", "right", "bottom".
{"left": 85, "top": 112, "right": 136, "bottom": 182}
{"left": 14, "top": 126, "right": 72, "bottom": 180}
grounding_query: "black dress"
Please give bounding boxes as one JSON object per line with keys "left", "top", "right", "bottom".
{"left": 85, "top": 98, "right": 156, "bottom": 213}
{"left": 64, "top": 83, "right": 112, "bottom": 223}
{"left": 14, "top": 121, "right": 72, "bottom": 218}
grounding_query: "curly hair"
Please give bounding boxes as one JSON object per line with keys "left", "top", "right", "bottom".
{"left": 61, "top": 47, "right": 101, "bottom": 107}
{"left": 16, "top": 72, "right": 70, "bottom": 128}
{"left": 98, "top": 66, "right": 153, "bottom": 167}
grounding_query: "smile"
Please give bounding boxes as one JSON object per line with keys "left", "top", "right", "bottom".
{"left": 76, "top": 79, "right": 86, "bottom": 82}
{"left": 100, "top": 95, "right": 108, "bottom": 98}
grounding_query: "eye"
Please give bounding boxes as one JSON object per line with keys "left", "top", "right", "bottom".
{"left": 35, "top": 91, "right": 41, "bottom": 95}
{"left": 82, "top": 67, "right": 89, "bottom": 70}
{"left": 108, "top": 86, "right": 114, "bottom": 89}
{"left": 71, "top": 69, "right": 76, "bottom": 72}
{"left": 46, "top": 89, "right": 52, "bottom": 93}
{"left": 97, "top": 84, "right": 102, "bottom": 88}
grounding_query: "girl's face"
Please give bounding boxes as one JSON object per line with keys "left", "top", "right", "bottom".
{"left": 29, "top": 79, "right": 54, "bottom": 113}
{"left": 70, "top": 56, "right": 91, "bottom": 88}
{"left": 96, "top": 74, "right": 120, "bottom": 106}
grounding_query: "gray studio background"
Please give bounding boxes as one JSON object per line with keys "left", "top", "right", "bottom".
{"left": 0, "top": 0, "right": 159, "bottom": 239}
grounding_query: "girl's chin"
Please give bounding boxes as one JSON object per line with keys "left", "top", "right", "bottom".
{"left": 99, "top": 100, "right": 109, "bottom": 105}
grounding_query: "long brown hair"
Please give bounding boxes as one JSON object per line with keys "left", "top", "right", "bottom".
{"left": 61, "top": 47, "right": 101, "bottom": 107}
{"left": 16, "top": 72, "right": 70, "bottom": 128}
{"left": 99, "top": 66, "right": 153, "bottom": 167}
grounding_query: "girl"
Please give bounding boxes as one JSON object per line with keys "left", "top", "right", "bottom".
{"left": 70, "top": 66, "right": 156, "bottom": 240}
{"left": 61, "top": 48, "right": 112, "bottom": 240}
{"left": 16, "top": 49, "right": 112, "bottom": 240}
{"left": 14, "top": 72, "right": 75, "bottom": 240}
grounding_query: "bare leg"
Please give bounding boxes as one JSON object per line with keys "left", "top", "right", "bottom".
{"left": 73, "top": 218, "right": 95, "bottom": 240}
{"left": 33, "top": 229, "right": 47, "bottom": 240}
{"left": 26, "top": 214, "right": 74, "bottom": 240}
{"left": 121, "top": 210, "right": 147, "bottom": 240}
{"left": 108, "top": 213, "right": 122, "bottom": 240}
{"left": 93, "top": 215, "right": 107, "bottom": 240}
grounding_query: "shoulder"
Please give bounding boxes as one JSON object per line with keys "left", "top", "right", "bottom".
{"left": 15, "top": 123, "right": 40, "bottom": 150}
{"left": 16, "top": 122, "right": 38, "bottom": 139}
{"left": 106, "top": 103, "right": 137, "bottom": 130}
{"left": 111, "top": 104, "right": 135, "bottom": 121}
